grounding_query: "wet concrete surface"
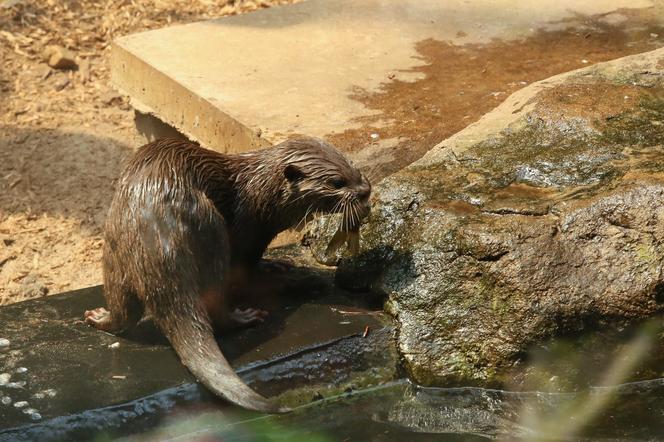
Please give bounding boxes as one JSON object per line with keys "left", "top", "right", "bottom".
{"left": 0, "top": 256, "right": 397, "bottom": 440}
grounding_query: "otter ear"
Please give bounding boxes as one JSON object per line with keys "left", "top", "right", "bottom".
{"left": 284, "top": 164, "right": 305, "bottom": 182}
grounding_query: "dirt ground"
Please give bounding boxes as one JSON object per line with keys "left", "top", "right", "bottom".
{"left": 0, "top": 0, "right": 294, "bottom": 305}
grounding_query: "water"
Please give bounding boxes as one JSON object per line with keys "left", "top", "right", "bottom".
{"left": 107, "top": 378, "right": 664, "bottom": 441}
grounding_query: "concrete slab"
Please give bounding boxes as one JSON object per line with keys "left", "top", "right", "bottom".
{"left": 111, "top": 0, "right": 663, "bottom": 175}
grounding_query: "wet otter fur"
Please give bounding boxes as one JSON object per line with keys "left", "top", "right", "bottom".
{"left": 84, "top": 137, "right": 371, "bottom": 413}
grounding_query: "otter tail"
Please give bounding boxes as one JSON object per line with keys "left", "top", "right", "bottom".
{"left": 132, "top": 187, "right": 288, "bottom": 413}
{"left": 158, "top": 306, "right": 289, "bottom": 414}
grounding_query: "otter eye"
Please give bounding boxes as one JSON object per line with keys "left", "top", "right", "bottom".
{"left": 330, "top": 177, "right": 347, "bottom": 189}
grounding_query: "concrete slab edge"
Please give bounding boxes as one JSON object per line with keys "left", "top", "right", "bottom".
{"left": 111, "top": 40, "right": 269, "bottom": 153}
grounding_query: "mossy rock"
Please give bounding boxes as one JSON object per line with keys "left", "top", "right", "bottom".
{"left": 306, "top": 48, "right": 664, "bottom": 387}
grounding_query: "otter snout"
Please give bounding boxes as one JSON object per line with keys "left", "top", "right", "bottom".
{"left": 357, "top": 185, "right": 371, "bottom": 201}
{"left": 355, "top": 180, "right": 372, "bottom": 221}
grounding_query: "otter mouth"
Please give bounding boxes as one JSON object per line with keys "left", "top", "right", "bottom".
{"left": 338, "top": 198, "right": 371, "bottom": 233}
{"left": 324, "top": 196, "right": 371, "bottom": 259}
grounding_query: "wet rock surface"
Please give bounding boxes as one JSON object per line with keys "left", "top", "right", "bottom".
{"left": 0, "top": 250, "right": 398, "bottom": 439}
{"left": 307, "top": 48, "right": 664, "bottom": 387}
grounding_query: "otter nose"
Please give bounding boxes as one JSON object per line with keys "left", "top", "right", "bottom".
{"left": 357, "top": 186, "right": 371, "bottom": 201}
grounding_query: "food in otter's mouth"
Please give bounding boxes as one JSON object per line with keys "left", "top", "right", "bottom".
{"left": 324, "top": 218, "right": 367, "bottom": 257}
{"left": 324, "top": 187, "right": 371, "bottom": 258}
{"left": 325, "top": 226, "right": 360, "bottom": 257}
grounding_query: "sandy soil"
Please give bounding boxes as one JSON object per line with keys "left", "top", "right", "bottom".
{"left": 0, "top": 0, "right": 293, "bottom": 305}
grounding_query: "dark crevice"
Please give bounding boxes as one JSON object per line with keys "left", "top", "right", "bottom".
{"left": 477, "top": 251, "right": 509, "bottom": 262}
{"left": 654, "top": 282, "right": 664, "bottom": 305}
{"left": 481, "top": 207, "right": 552, "bottom": 217}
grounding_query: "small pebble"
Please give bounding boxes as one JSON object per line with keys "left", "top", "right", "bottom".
{"left": 42, "top": 389, "right": 57, "bottom": 398}
{"left": 6, "top": 381, "right": 26, "bottom": 389}
{"left": 13, "top": 401, "right": 28, "bottom": 408}
{"left": 42, "top": 45, "right": 78, "bottom": 70}
{"left": 29, "top": 412, "right": 42, "bottom": 421}
{"left": 53, "top": 76, "right": 70, "bottom": 92}
{"left": 1, "top": 396, "right": 11, "bottom": 405}
{"left": 370, "top": 133, "right": 379, "bottom": 140}
{"left": 23, "top": 407, "right": 39, "bottom": 415}
{"left": 0, "top": 373, "right": 10, "bottom": 385}
{"left": 14, "top": 367, "right": 28, "bottom": 374}
{"left": 0, "top": 338, "right": 9, "bottom": 348}
{"left": 109, "top": 342, "right": 120, "bottom": 349}
{"left": 32, "top": 392, "right": 45, "bottom": 400}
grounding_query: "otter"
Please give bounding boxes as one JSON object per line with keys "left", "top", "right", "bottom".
{"left": 84, "top": 137, "right": 371, "bottom": 413}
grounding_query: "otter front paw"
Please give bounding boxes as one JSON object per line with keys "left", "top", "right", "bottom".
{"left": 84, "top": 307, "right": 113, "bottom": 330}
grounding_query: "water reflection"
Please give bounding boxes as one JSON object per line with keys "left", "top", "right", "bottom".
{"left": 120, "top": 377, "right": 664, "bottom": 441}
{"left": 382, "top": 379, "right": 664, "bottom": 440}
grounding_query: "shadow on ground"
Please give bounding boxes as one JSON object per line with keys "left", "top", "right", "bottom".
{"left": 0, "top": 125, "right": 132, "bottom": 226}
{"left": 0, "top": 124, "right": 134, "bottom": 303}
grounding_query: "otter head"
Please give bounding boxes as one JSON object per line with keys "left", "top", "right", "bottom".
{"left": 279, "top": 137, "right": 371, "bottom": 230}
